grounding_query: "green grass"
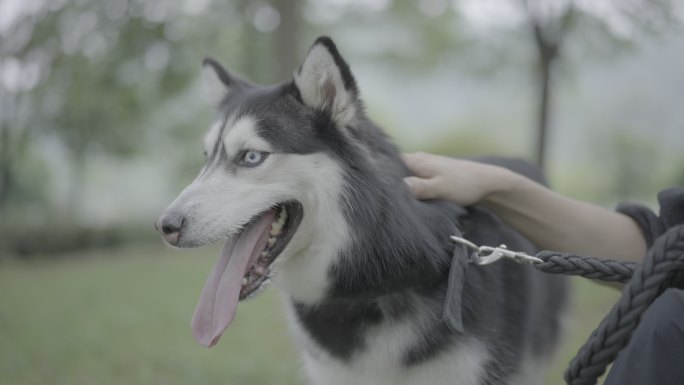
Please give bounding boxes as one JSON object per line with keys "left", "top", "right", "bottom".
{"left": 0, "top": 244, "right": 620, "bottom": 385}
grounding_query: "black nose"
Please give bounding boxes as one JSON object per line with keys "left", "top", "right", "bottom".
{"left": 161, "top": 214, "right": 185, "bottom": 235}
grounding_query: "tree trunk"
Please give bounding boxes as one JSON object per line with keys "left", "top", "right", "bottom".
{"left": 273, "top": 0, "right": 300, "bottom": 80}
{"left": 526, "top": 2, "right": 573, "bottom": 170}
{"left": 530, "top": 17, "right": 562, "bottom": 170}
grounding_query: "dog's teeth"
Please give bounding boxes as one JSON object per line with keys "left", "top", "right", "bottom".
{"left": 267, "top": 237, "right": 277, "bottom": 248}
{"left": 277, "top": 209, "right": 288, "bottom": 225}
{"left": 270, "top": 222, "right": 282, "bottom": 236}
{"left": 271, "top": 208, "right": 287, "bottom": 235}
{"left": 254, "top": 265, "right": 266, "bottom": 275}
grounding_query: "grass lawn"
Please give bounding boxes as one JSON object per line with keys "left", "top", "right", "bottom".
{"left": 0, "top": 244, "right": 620, "bottom": 385}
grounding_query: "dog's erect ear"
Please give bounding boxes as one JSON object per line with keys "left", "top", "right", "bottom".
{"left": 202, "top": 58, "right": 247, "bottom": 105}
{"left": 294, "top": 36, "right": 359, "bottom": 123}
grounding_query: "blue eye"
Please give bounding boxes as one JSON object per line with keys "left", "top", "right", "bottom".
{"left": 240, "top": 150, "right": 268, "bottom": 167}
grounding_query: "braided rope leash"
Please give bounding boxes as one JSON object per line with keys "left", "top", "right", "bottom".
{"left": 451, "top": 224, "right": 684, "bottom": 385}
{"left": 535, "top": 252, "right": 639, "bottom": 283}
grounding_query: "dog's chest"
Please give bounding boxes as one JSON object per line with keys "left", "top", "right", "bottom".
{"left": 289, "top": 308, "right": 490, "bottom": 385}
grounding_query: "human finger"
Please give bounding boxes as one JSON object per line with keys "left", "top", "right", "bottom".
{"left": 403, "top": 176, "right": 437, "bottom": 200}
{"left": 402, "top": 152, "right": 438, "bottom": 178}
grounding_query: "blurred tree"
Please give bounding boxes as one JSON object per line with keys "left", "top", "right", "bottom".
{"left": 236, "top": 0, "right": 302, "bottom": 82}
{"left": 0, "top": 0, "right": 304, "bottom": 224}
{"left": 0, "top": 0, "right": 311, "bottom": 253}
{"left": 1, "top": 0, "right": 678, "bottom": 253}
{"left": 452, "top": 0, "right": 681, "bottom": 169}
{"left": 1, "top": 0, "right": 198, "bottom": 214}
{"left": 523, "top": 0, "right": 680, "bottom": 169}
{"left": 588, "top": 131, "right": 660, "bottom": 202}
{"left": 306, "top": 0, "right": 680, "bottom": 171}
{"left": 519, "top": 0, "right": 573, "bottom": 170}
{"left": 0, "top": 94, "right": 30, "bottom": 212}
{"left": 303, "top": 0, "right": 472, "bottom": 72}
{"left": 273, "top": 0, "right": 302, "bottom": 80}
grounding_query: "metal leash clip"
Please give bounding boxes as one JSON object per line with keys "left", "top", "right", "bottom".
{"left": 450, "top": 235, "right": 543, "bottom": 265}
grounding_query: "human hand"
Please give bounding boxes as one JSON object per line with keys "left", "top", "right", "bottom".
{"left": 402, "top": 152, "right": 512, "bottom": 206}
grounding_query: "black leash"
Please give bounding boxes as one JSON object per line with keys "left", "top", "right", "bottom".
{"left": 451, "top": 224, "right": 684, "bottom": 385}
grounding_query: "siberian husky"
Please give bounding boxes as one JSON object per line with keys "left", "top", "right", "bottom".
{"left": 156, "top": 36, "right": 567, "bottom": 385}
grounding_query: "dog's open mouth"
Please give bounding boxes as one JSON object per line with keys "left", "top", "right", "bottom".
{"left": 239, "top": 201, "right": 303, "bottom": 300}
{"left": 191, "top": 201, "right": 303, "bottom": 348}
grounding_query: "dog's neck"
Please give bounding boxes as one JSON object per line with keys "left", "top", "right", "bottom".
{"left": 289, "top": 158, "right": 466, "bottom": 361}
{"left": 326, "top": 147, "right": 465, "bottom": 300}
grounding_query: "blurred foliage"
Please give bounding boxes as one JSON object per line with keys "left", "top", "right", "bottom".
{"left": 604, "top": 132, "right": 660, "bottom": 201}
{"left": 412, "top": 130, "right": 504, "bottom": 158}
{"left": 1, "top": 0, "right": 281, "bottom": 252}
{"left": 673, "top": 161, "right": 684, "bottom": 188}
{"left": 0, "top": 221, "right": 156, "bottom": 258}
{"left": 0, "top": 0, "right": 681, "bottom": 255}
{"left": 2, "top": 0, "right": 231, "bottom": 206}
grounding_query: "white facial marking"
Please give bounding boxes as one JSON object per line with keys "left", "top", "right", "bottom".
{"left": 222, "top": 116, "right": 270, "bottom": 159}
{"left": 202, "top": 120, "right": 222, "bottom": 157}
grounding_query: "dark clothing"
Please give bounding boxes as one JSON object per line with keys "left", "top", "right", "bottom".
{"left": 604, "top": 187, "right": 684, "bottom": 385}
{"left": 617, "top": 187, "right": 684, "bottom": 248}
{"left": 603, "top": 289, "right": 684, "bottom": 385}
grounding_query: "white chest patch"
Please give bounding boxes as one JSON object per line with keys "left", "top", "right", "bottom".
{"left": 288, "top": 311, "right": 490, "bottom": 385}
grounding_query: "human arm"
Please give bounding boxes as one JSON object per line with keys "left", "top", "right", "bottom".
{"left": 402, "top": 152, "right": 647, "bottom": 263}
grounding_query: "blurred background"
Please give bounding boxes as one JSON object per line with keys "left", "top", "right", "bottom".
{"left": 1, "top": 0, "right": 682, "bottom": 384}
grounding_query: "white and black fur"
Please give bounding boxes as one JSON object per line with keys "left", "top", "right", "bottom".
{"left": 157, "top": 37, "right": 568, "bottom": 385}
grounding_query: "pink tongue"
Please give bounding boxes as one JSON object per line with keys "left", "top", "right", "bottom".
{"left": 191, "top": 211, "right": 276, "bottom": 347}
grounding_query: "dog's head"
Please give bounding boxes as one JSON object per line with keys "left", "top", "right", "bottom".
{"left": 156, "top": 37, "right": 379, "bottom": 347}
